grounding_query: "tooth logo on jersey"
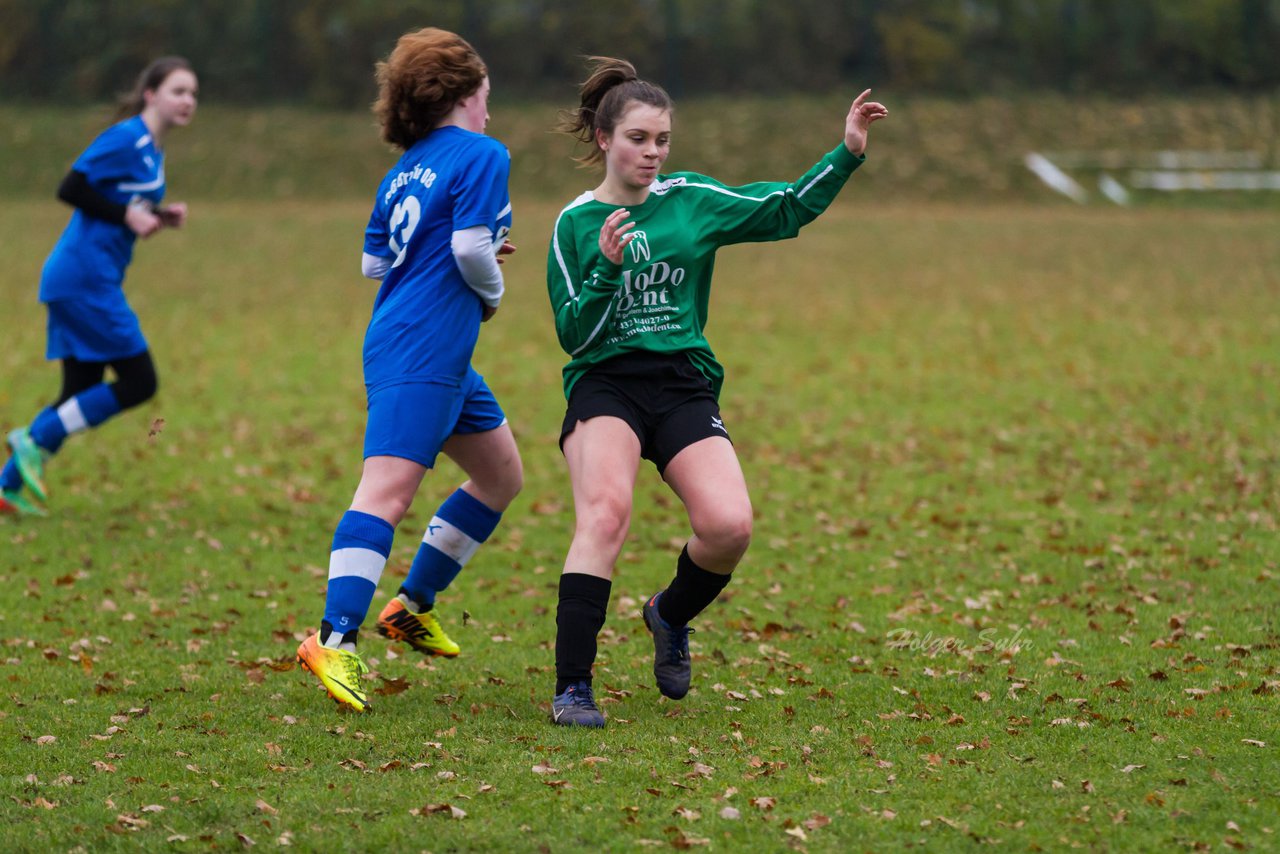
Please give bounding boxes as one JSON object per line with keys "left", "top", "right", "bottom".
{"left": 628, "top": 230, "right": 651, "bottom": 263}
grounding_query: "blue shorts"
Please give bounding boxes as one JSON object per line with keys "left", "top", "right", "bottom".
{"left": 363, "top": 367, "right": 506, "bottom": 468}
{"left": 45, "top": 295, "right": 147, "bottom": 362}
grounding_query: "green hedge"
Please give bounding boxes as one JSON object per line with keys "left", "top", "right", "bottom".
{"left": 2, "top": 94, "right": 1277, "bottom": 205}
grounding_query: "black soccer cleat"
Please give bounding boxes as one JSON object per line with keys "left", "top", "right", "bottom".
{"left": 551, "top": 681, "right": 606, "bottom": 728}
{"left": 643, "top": 592, "right": 694, "bottom": 700}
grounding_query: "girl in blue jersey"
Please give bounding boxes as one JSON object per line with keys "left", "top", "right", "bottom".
{"left": 1, "top": 57, "right": 197, "bottom": 518}
{"left": 297, "top": 28, "right": 524, "bottom": 712}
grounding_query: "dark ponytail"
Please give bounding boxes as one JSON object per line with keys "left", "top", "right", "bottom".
{"left": 558, "top": 56, "right": 672, "bottom": 167}
{"left": 115, "top": 56, "right": 193, "bottom": 121}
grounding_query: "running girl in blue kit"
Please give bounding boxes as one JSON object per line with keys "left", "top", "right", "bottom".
{"left": 1, "top": 57, "right": 197, "bottom": 518}
{"left": 297, "top": 28, "right": 524, "bottom": 712}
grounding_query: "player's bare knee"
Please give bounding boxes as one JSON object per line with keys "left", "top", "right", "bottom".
{"left": 578, "top": 496, "right": 631, "bottom": 549}
{"left": 500, "top": 456, "right": 525, "bottom": 505}
{"left": 699, "top": 512, "right": 752, "bottom": 562}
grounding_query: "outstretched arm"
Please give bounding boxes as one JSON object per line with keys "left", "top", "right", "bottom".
{"left": 701, "top": 88, "right": 889, "bottom": 246}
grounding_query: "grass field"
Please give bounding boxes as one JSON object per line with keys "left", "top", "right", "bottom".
{"left": 1, "top": 181, "right": 1278, "bottom": 850}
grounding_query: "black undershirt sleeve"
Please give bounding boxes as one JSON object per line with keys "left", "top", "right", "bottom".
{"left": 57, "top": 169, "right": 128, "bottom": 225}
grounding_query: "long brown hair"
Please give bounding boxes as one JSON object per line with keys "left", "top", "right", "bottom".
{"left": 558, "top": 57, "right": 673, "bottom": 167}
{"left": 115, "top": 56, "right": 193, "bottom": 121}
{"left": 374, "top": 28, "right": 487, "bottom": 150}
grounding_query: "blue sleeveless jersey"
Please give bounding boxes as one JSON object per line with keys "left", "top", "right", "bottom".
{"left": 361, "top": 126, "right": 512, "bottom": 394}
{"left": 40, "top": 116, "right": 166, "bottom": 302}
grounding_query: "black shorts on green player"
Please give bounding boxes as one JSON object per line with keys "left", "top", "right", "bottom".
{"left": 559, "top": 350, "right": 729, "bottom": 473}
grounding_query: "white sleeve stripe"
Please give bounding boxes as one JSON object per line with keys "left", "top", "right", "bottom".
{"left": 552, "top": 212, "right": 576, "bottom": 298}
{"left": 675, "top": 181, "right": 790, "bottom": 204}
{"left": 552, "top": 192, "right": 597, "bottom": 300}
{"left": 553, "top": 191, "right": 621, "bottom": 353}
{"left": 797, "top": 165, "right": 835, "bottom": 198}
{"left": 118, "top": 168, "right": 165, "bottom": 193}
{"left": 569, "top": 302, "right": 615, "bottom": 356}
{"left": 328, "top": 548, "right": 387, "bottom": 583}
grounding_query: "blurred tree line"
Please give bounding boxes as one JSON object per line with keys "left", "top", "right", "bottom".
{"left": 1, "top": 0, "right": 1277, "bottom": 105}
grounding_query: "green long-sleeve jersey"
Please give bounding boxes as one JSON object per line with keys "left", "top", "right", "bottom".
{"left": 546, "top": 143, "right": 865, "bottom": 400}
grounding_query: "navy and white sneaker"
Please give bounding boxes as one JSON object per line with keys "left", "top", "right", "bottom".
{"left": 642, "top": 592, "right": 693, "bottom": 700}
{"left": 551, "top": 681, "right": 606, "bottom": 728}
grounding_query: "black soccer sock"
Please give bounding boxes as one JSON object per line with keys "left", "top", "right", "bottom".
{"left": 656, "top": 546, "right": 732, "bottom": 627}
{"left": 554, "top": 572, "right": 612, "bottom": 695}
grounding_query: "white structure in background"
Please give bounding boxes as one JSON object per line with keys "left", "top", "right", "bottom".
{"left": 1026, "top": 150, "right": 1280, "bottom": 204}
{"left": 1097, "top": 174, "right": 1131, "bottom": 206}
{"left": 1024, "top": 153, "right": 1088, "bottom": 204}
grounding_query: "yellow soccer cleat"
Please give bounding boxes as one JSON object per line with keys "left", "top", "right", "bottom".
{"left": 376, "top": 596, "right": 460, "bottom": 657}
{"left": 296, "top": 633, "right": 371, "bottom": 712}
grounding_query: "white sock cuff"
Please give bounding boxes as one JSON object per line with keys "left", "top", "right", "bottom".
{"left": 328, "top": 547, "right": 387, "bottom": 584}
{"left": 422, "top": 516, "right": 482, "bottom": 565}
{"left": 57, "top": 397, "right": 88, "bottom": 435}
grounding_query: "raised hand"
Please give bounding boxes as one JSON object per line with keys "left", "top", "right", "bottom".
{"left": 597, "top": 208, "right": 636, "bottom": 265}
{"left": 844, "top": 89, "right": 889, "bottom": 157}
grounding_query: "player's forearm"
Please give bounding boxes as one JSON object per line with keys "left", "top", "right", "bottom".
{"left": 57, "top": 169, "right": 127, "bottom": 225}
{"left": 786, "top": 144, "right": 866, "bottom": 223}
{"left": 553, "top": 269, "right": 621, "bottom": 356}
{"left": 452, "top": 226, "right": 504, "bottom": 307}
{"left": 361, "top": 252, "right": 392, "bottom": 281}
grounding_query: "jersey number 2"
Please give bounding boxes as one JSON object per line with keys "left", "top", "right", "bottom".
{"left": 387, "top": 197, "right": 421, "bottom": 269}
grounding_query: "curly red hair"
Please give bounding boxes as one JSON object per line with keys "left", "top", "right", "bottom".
{"left": 374, "top": 28, "right": 487, "bottom": 150}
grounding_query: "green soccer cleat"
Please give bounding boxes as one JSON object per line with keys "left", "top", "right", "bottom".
{"left": 7, "top": 428, "right": 48, "bottom": 504}
{"left": 0, "top": 488, "right": 48, "bottom": 517}
{"left": 376, "top": 596, "right": 461, "bottom": 657}
{"left": 297, "top": 633, "right": 371, "bottom": 712}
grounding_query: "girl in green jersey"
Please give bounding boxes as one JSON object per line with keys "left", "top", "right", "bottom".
{"left": 546, "top": 57, "right": 887, "bottom": 727}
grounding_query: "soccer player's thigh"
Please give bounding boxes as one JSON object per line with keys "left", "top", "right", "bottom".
{"left": 353, "top": 383, "right": 454, "bottom": 519}
{"left": 442, "top": 424, "right": 520, "bottom": 501}
{"left": 441, "top": 369, "right": 522, "bottom": 508}
{"left": 562, "top": 416, "right": 643, "bottom": 538}
{"left": 663, "top": 435, "right": 753, "bottom": 565}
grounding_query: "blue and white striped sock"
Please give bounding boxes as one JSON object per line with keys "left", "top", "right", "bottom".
{"left": 401, "top": 489, "right": 502, "bottom": 610}
{"left": 322, "top": 510, "right": 395, "bottom": 647}
{"left": 0, "top": 458, "right": 20, "bottom": 491}
{"left": 29, "top": 385, "right": 123, "bottom": 455}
